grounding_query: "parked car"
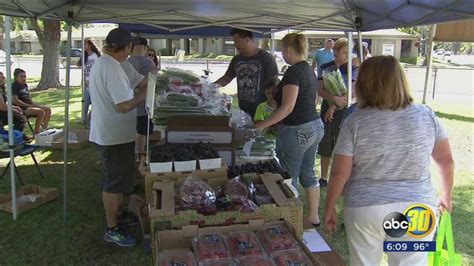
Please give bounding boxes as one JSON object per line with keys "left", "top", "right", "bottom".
{"left": 444, "top": 51, "right": 453, "bottom": 56}
{"left": 60, "top": 48, "right": 82, "bottom": 67}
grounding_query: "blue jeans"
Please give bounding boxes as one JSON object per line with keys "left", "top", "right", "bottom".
{"left": 82, "top": 88, "right": 91, "bottom": 123}
{"left": 276, "top": 119, "right": 324, "bottom": 189}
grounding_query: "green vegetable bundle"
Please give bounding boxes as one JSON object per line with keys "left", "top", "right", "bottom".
{"left": 161, "top": 68, "right": 200, "bottom": 84}
{"left": 322, "top": 69, "right": 347, "bottom": 106}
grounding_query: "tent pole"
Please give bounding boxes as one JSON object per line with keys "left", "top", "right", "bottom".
{"left": 81, "top": 25, "right": 85, "bottom": 126}
{"left": 358, "top": 30, "right": 364, "bottom": 63}
{"left": 422, "top": 25, "right": 436, "bottom": 104}
{"left": 271, "top": 32, "right": 275, "bottom": 55}
{"left": 347, "top": 31, "right": 353, "bottom": 107}
{"left": 4, "top": 16, "right": 17, "bottom": 221}
{"left": 63, "top": 22, "right": 72, "bottom": 222}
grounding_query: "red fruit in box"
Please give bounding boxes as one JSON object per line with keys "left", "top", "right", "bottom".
{"left": 198, "top": 258, "right": 238, "bottom": 266}
{"left": 257, "top": 225, "right": 299, "bottom": 254}
{"left": 158, "top": 249, "right": 195, "bottom": 266}
{"left": 193, "top": 234, "right": 230, "bottom": 260}
{"left": 272, "top": 249, "right": 312, "bottom": 266}
{"left": 224, "top": 231, "right": 264, "bottom": 258}
{"left": 239, "top": 256, "right": 275, "bottom": 266}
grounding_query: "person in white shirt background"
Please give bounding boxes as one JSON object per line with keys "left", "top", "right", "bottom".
{"left": 89, "top": 28, "right": 147, "bottom": 247}
{"left": 78, "top": 37, "right": 101, "bottom": 126}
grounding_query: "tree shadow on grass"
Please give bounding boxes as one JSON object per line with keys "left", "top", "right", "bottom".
{"left": 435, "top": 111, "right": 474, "bottom": 123}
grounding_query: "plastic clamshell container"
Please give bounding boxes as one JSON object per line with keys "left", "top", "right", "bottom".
{"left": 158, "top": 249, "right": 196, "bottom": 266}
{"left": 257, "top": 225, "right": 299, "bottom": 254}
{"left": 193, "top": 233, "right": 230, "bottom": 261}
{"left": 198, "top": 258, "right": 238, "bottom": 266}
{"left": 272, "top": 249, "right": 312, "bottom": 266}
{"left": 238, "top": 255, "right": 276, "bottom": 266}
{"left": 224, "top": 231, "right": 265, "bottom": 258}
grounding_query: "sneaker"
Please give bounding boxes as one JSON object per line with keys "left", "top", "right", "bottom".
{"left": 104, "top": 227, "right": 136, "bottom": 247}
{"left": 117, "top": 212, "right": 139, "bottom": 228}
{"left": 319, "top": 179, "right": 328, "bottom": 188}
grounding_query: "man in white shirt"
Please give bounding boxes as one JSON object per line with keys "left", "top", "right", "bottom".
{"left": 89, "top": 28, "right": 146, "bottom": 247}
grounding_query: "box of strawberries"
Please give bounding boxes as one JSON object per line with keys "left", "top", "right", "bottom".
{"left": 154, "top": 220, "right": 319, "bottom": 266}
{"left": 149, "top": 173, "right": 304, "bottom": 255}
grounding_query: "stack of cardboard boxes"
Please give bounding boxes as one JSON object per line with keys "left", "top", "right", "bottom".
{"left": 139, "top": 115, "right": 306, "bottom": 264}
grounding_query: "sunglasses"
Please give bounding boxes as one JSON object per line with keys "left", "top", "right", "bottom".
{"left": 19, "top": 75, "right": 26, "bottom": 78}
{"left": 147, "top": 53, "right": 155, "bottom": 57}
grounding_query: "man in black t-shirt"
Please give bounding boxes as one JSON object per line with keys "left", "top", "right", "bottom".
{"left": 11, "top": 69, "right": 52, "bottom": 134}
{"left": 215, "top": 29, "right": 278, "bottom": 118}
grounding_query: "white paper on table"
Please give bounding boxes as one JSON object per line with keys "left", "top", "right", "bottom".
{"left": 242, "top": 139, "right": 254, "bottom": 156}
{"left": 303, "top": 228, "right": 332, "bottom": 252}
{"left": 146, "top": 72, "right": 157, "bottom": 118}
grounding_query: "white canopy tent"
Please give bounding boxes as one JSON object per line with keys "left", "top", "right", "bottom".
{"left": 1, "top": 0, "right": 473, "bottom": 221}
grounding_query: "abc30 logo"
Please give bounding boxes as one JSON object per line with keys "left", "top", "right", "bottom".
{"left": 383, "top": 204, "right": 436, "bottom": 238}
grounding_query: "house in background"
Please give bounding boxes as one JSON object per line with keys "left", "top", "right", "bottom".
{"left": 4, "top": 24, "right": 418, "bottom": 60}
{"left": 273, "top": 29, "right": 419, "bottom": 59}
{"left": 6, "top": 25, "right": 112, "bottom": 55}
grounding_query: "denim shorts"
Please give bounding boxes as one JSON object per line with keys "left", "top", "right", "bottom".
{"left": 276, "top": 119, "right": 325, "bottom": 189}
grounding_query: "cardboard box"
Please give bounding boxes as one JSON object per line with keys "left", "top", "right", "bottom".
{"left": 154, "top": 220, "right": 320, "bottom": 265}
{"left": 173, "top": 160, "right": 197, "bottom": 171}
{"left": 166, "top": 126, "right": 235, "bottom": 147}
{"left": 215, "top": 147, "right": 235, "bottom": 166}
{"left": 0, "top": 185, "right": 59, "bottom": 214}
{"left": 142, "top": 165, "right": 228, "bottom": 204}
{"left": 149, "top": 173, "right": 304, "bottom": 245}
{"left": 51, "top": 129, "right": 89, "bottom": 150}
{"left": 128, "top": 195, "right": 150, "bottom": 235}
{"left": 149, "top": 162, "right": 173, "bottom": 173}
{"left": 198, "top": 158, "right": 222, "bottom": 170}
{"left": 35, "top": 128, "right": 63, "bottom": 146}
{"left": 149, "top": 130, "right": 162, "bottom": 141}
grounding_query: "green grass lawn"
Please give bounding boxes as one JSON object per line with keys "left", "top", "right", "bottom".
{"left": 0, "top": 87, "right": 473, "bottom": 265}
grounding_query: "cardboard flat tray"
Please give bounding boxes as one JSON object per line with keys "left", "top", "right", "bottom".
{"left": 141, "top": 165, "right": 228, "bottom": 204}
{"left": 51, "top": 129, "right": 89, "bottom": 150}
{"left": 154, "top": 220, "right": 317, "bottom": 265}
{"left": 0, "top": 185, "right": 59, "bottom": 214}
{"left": 149, "top": 173, "right": 304, "bottom": 248}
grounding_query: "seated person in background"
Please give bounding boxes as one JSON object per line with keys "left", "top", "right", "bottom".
{"left": 11, "top": 68, "right": 52, "bottom": 134}
{"left": 0, "top": 71, "right": 26, "bottom": 132}
{"left": 254, "top": 76, "right": 280, "bottom": 139}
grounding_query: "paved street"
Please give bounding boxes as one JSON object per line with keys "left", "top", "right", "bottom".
{"left": 1, "top": 57, "right": 472, "bottom": 116}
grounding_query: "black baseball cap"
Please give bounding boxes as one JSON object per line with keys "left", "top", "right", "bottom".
{"left": 132, "top": 37, "right": 148, "bottom": 46}
{"left": 106, "top": 28, "right": 132, "bottom": 48}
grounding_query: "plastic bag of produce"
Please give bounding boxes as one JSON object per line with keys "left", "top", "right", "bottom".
{"left": 179, "top": 175, "right": 217, "bottom": 215}
{"left": 202, "top": 83, "right": 222, "bottom": 100}
{"left": 158, "top": 91, "right": 201, "bottom": 107}
{"left": 322, "top": 69, "right": 347, "bottom": 106}
{"left": 162, "top": 67, "right": 200, "bottom": 84}
{"left": 216, "top": 195, "right": 258, "bottom": 213}
{"left": 224, "top": 176, "right": 249, "bottom": 198}
{"left": 230, "top": 109, "right": 253, "bottom": 129}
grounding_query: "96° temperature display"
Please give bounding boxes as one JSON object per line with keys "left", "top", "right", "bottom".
{"left": 383, "top": 241, "right": 436, "bottom": 252}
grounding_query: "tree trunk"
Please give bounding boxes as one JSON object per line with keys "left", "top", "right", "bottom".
{"left": 30, "top": 19, "right": 61, "bottom": 90}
